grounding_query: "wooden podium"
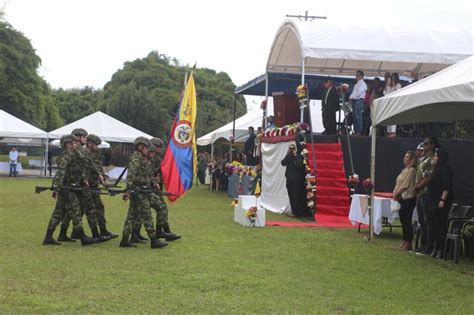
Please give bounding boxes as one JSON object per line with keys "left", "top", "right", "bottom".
{"left": 272, "top": 92, "right": 299, "bottom": 127}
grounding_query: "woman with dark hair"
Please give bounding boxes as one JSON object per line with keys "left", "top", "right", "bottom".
{"left": 393, "top": 151, "right": 417, "bottom": 251}
{"left": 427, "top": 149, "right": 453, "bottom": 259}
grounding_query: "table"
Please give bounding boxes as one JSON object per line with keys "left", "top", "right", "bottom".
{"left": 234, "top": 195, "right": 265, "bottom": 227}
{"left": 348, "top": 194, "right": 418, "bottom": 235}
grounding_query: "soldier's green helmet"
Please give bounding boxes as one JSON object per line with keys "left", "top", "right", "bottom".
{"left": 87, "top": 134, "right": 102, "bottom": 145}
{"left": 133, "top": 136, "right": 150, "bottom": 148}
{"left": 150, "top": 137, "right": 165, "bottom": 148}
{"left": 60, "top": 134, "right": 76, "bottom": 147}
{"left": 71, "top": 128, "right": 88, "bottom": 137}
{"left": 149, "top": 145, "right": 156, "bottom": 152}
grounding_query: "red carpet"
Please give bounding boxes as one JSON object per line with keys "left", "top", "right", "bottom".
{"left": 306, "top": 143, "right": 353, "bottom": 227}
{"left": 266, "top": 216, "right": 364, "bottom": 228}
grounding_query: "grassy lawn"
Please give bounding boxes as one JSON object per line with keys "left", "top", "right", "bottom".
{"left": 0, "top": 177, "right": 473, "bottom": 314}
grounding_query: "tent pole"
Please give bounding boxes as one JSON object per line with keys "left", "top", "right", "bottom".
{"left": 231, "top": 94, "right": 236, "bottom": 161}
{"left": 264, "top": 73, "right": 269, "bottom": 128}
{"left": 210, "top": 142, "right": 214, "bottom": 191}
{"left": 44, "top": 136, "right": 49, "bottom": 177}
{"left": 300, "top": 57, "right": 306, "bottom": 123}
{"left": 369, "top": 126, "right": 376, "bottom": 241}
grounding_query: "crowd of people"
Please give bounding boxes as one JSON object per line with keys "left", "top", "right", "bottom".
{"left": 197, "top": 126, "right": 264, "bottom": 192}
{"left": 321, "top": 71, "right": 407, "bottom": 137}
{"left": 42, "top": 128, "right": 180, "bottom": 249}
{"left": 393, "top": 136, "right": 454, "bottom": 259}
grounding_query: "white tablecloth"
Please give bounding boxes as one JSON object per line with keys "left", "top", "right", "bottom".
{"left": 348, "top": 194, "right": 418, "bottom": 235}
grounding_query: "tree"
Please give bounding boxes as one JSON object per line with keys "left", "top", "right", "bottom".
{"left": 99, "top": 51, "right": 246, "bottom": 139}
{"left": 53, "top": 86, "right": 100, "bottom": 124}
{"left": 0, "top": 18, "right": 62, "bottom": 130}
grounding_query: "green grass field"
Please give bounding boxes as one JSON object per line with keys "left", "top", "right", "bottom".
{"left": 0, "top": 177, "right": 473, "bottom": 314}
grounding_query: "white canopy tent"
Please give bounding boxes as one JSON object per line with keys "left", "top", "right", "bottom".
{"left": 372, "top": 56, "right": 474, "bottom": 126}
{"left": 197, "top": 108, "right": 264, "bottom": 146}
{"left": 369, "top": 55, "right": 474, "bottom": 240}
{"left": 48, "top": 111, "right": 153, "bottom": 143}
{"left": 50, "top": 139, "right": 111, "bottom": 149}
{"left": 0, "top": 110, "right": 48, "bottom": 145}
{"left": 267, "top": 19, "right": 473, "bottom": 78}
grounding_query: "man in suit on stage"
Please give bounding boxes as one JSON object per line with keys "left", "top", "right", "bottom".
{"left": 321, "top": 79, "right": 340, "bottom": 135}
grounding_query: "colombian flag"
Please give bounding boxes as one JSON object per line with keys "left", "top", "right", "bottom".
{"left": 161, "top": 73, "right": 197, "bottom": 201}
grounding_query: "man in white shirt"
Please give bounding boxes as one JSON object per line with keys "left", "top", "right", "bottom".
{"left": 349, "top": 70, "right": 368, "bottom": 135}
{"left": 9, "top": 146, "right": 19, "bottom": 177}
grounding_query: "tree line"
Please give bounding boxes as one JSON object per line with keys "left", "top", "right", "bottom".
{"left": 0, "top": 17, "right": 246, "bottom": 139}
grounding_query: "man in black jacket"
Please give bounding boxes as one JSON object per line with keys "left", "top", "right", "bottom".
{"left": 281, "top": 144, "right": 310, "bottom": 217}
{"left": 321, "top": 79, "right": 340, "bottom": 135}
{"left": 244, "top": 127, "right": 256, "bottom": 166}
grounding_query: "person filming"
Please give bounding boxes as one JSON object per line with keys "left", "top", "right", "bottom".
{"left": 281, "top": 144, "right": 310, "bottom": 218}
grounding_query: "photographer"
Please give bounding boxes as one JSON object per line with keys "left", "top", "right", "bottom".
{"left": 281, "top": 144, "right": 309, "bottom": 218}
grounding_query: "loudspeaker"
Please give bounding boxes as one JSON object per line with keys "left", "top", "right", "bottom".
{"left": 272, "top": 92, "right": 299, "bottom": 127}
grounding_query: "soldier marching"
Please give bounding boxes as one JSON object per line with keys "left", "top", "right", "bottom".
{"left": 41, "top": 131, "right": 179, "bottom": 249}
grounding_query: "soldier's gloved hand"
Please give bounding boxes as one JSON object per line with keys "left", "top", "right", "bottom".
{"left": 99, "top": 175, "right": 105, "bottom": 184}
{"left": 122, "top": 193, "right": 130, "bottom": 201}
{"left": 154, "top": 183, "right": 160, "bottom": 190}
{"left": 84, "top": 181, "right": 89, "bottom": 187}
{"left": 52, "top": 191, "right": 57, "bottom": 199}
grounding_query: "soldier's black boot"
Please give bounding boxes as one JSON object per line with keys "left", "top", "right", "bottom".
{"left": 157, "top": 223, "right": 181, "bottom": 241}
{"left": 43, "top": 229, "right": 61, "bottom": 245}
{"left": 70, "top": 228, "right": 81, "bottom": 240}
{"left": 74, "top": 228, "right": 94, "bottom": 246}
{"left": 92, "top": 227, "right": 111, "bottom": 243}
{"left": 119, "top": 233, "right": 137, "bottom": 248}
{"left": 100, "top": 226, "right": 118, "bottom": 239}
{"left": 58, "top": 227, "right": 75, "bottom": 242}
{"left": 150, "top": 236, "right": 168, "bottom": 249}
{"left": 130, "top": 228, "right": 147, "bottom": 244}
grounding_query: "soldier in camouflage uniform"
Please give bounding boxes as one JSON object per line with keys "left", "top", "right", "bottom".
{"left": 42, "top": 135, "right": 94, "bottom": 246}
{"left": 86, "top": 134, "right": 118, "bottom": 239}
{"left": 60, "top": 128, "right": 110, "bottom": 242}
{"left": 148, "top": 138, "right": 181, "bottom": 241}
{"left": 119, "top": 137, "right": 168, "bottom": 249}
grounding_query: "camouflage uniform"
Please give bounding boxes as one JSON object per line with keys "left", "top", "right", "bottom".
{"left": 122, "top": 152, "right": 156, "bottom": 238}
{"left": 46, "top": 150, "right": 85, "bottom": 231}
{"left": 88, "top": 149, "right": 107, "bottom": 229}
{"left": 61, "top": 145, "right": 100, "bottom": 232}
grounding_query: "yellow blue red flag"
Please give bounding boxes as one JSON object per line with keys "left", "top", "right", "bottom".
{"left": 161, "top": 72, "right": 197, "bottom": 201}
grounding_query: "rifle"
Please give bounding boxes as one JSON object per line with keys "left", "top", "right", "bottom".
{"left": 107, "top": 187, "right": 177, "bottom": 197}
{"left": 35, "top": 186, "right": 108, "bottom": 195}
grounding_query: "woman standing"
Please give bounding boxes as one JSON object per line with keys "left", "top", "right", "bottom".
{"left": 393, "top": 151, "right": 417, "bottom": 251}
{"left": 428, "top": 150, "right": 453, "bottom": 259}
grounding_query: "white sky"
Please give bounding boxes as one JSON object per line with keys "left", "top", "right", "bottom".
{"left": 2, "top": 0, "right": 473, "bottom": 110}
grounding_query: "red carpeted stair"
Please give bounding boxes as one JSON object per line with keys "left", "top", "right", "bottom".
{"left": 307, "top": 143, "right": 352, "bottom": 226}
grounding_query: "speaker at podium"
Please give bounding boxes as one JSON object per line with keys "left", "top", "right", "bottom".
{"left": 272, "top": 92, "right": 300, "bottom": 127}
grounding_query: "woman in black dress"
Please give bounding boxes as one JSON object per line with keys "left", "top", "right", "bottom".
{"left": 428, "top": 150, "right": 453, "bottom": 259}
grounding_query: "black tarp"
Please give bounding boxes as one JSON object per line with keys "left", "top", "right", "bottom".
{"left": 308, "top": 135, "right": 474, "bottom": 207}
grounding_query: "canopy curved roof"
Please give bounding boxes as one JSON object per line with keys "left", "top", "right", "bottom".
{"left": 0, "top": 110, "right": 47, "bottom": 140}
{"left": 267, "top": 20, "right": 473, "bottom": 78}
{"left": 372, "top": 56, "right": 474, "bottom": 126}
{"left": 48, "top": 111, "right": 152, "bottom": 143}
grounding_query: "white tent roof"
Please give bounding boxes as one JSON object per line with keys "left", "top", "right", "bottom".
{"left": 48, "top": 111, "right": 153, "bottom": 143}
{"left": 197, "top": 108, "right": 263, "bottom": 146}
{"left": 372, "top": 56, "right": 474, "bottom": 126}
{"left": 0, "top": 110, "right": 48, "bottom": 141}
{"left": 267, "top": 20, "right": 473, "bottom": 78}
{"left": 50, "top": 139, "right": 111, "bottom": 149}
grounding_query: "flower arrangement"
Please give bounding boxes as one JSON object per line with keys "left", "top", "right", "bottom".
{"left": 348, "top": 173, "right": 360, "bottom": 185}
{"left": 339, "top": 83, "right": 349, "bottom": 93}
{"left": 296, "top": 84, "right": 307, "bottom": 99}
{"left": 362, "top": 178, "right": 374, "bottom": 194}
{"left": 300, "top": 134, "right": 316, "bottom": 214}
{"left": 246, "top": 206, "right": 258, "bottom": 226}
{"left": 231, "top": 199, "right": 239, "bottom": 207}
{"left": 263, "top": 122, "right": 308, "bottom": 138}
{"left": 260, "top": 100, "right": 267, "bottom": 110}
